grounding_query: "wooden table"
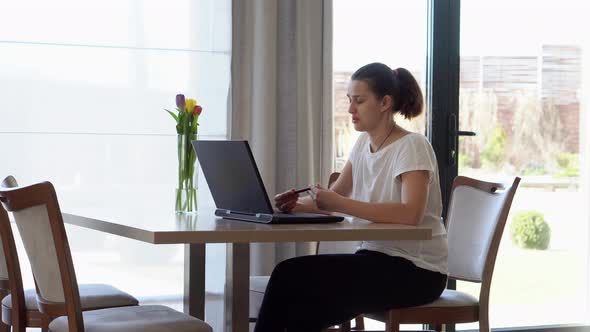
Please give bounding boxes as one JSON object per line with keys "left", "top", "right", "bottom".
{"left": 62, "top": 208, "right": 431, "bottom": 332}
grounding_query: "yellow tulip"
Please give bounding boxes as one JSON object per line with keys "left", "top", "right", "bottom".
{"left": 185, "top": 98, "right": 196, "bottom": 113}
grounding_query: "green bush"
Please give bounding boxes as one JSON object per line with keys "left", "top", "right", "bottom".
{"left": 521, "top": 163, "right": 547, "bottom": 176}
{"left": 481, "top": 126, "right": 507, "bottom": 170}
{"left": 556, "top": 153, "right": 579, "bottom": 178}
{"left": 510, "top": 211, "right": 551, "bottom": 250}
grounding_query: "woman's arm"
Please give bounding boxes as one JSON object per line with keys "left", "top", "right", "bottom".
{"left": 290, "top": 161, "right": 353, "bottom": 215}
{"left": 329, "top": 161, "right": 353, "bottom": 196}
{"left": 292, "top": 196, "right": 332, "bottom": 215}
{"left": 315, "top": 170, "right": 430, "bottom": 225}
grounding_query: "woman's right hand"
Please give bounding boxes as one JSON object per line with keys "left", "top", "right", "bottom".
{"left": 274, "top": 189, "right": 299, "bottom": 212}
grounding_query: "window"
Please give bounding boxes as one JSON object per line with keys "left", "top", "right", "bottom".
{"left": 333, "top": 0, "right": 427, "bottom": 170}
{"left": 458, "top": 0, "right": 590, "bottom": 328}
{"left": 0, "top": 0, "right": 231, "bottom": 308}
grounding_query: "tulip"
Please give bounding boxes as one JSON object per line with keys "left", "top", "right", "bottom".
{"left": 176, "top": 94, "right": 185, "bottom": 109}
{"left": 185, "top": 98, "right": 196, "bottom": 113}
{"left": 193, "top": 105, "right": 203, "bottom": 116}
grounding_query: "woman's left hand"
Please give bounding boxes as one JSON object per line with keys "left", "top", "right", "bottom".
{"left": 311, "top": 184, "right": 344, "bottom": 212}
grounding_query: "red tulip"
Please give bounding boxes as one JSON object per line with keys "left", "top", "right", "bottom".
{"left": 193, "top": 105, "right": 203, "bottom": 116}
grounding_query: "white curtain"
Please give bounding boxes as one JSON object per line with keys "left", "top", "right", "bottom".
{"left": 230, "top": 0, "right": 333, "bottom": 275}
{"left": 582, "top": 32, "right": 590, "bottom": 260}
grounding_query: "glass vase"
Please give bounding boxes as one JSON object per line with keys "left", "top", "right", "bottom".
{"left": 175, "top": 133, "right": 198, "bottom": 213}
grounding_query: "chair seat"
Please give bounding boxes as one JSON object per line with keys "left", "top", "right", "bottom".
{"left": 2, "top": 283, "right": 138, "bottom": 311}
{"left": 249, "top": 276, "right": 270, "bottom": 319}
{"left": 421, "top": 289, "right": 478, "bottom": 307}
{"left": 365, "top": 289, "right": 479, "bottom": 322}
{"left": 49, "top": 305, "right": 212, "bottom": 332}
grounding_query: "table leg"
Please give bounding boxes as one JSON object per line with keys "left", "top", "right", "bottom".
{"left": 184, "top": 243, "right": 206, "bottom": 319}
{"left": 225, "top": 243, "right": 250, "bottom": 332}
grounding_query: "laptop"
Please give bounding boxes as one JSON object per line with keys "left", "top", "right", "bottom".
{"left": 192, "top": 140, "right": 344, "bottom": 224}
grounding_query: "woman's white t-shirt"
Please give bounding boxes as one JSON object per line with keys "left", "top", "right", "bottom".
{"left": 349, "top": 132, "right": 448, "bottom": 275}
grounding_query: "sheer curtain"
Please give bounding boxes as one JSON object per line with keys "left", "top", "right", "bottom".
{"left": 231, "top": 0, "right": 333, "bottom": 275}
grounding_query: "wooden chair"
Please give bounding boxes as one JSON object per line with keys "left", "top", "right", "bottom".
{"left": 0, "top": 176, "right": 141, "bottom": 332}
{"left": 249, "top": 172, "right": 364, "bottom": 330}
{"left": 350, "top": 176, "right": 520, "bottom": 332}
{"left": 0, "top": 177, "right": 17, "bottom": 332}
{"left": 0, "top": 179, "right": 212, "bottom": 332}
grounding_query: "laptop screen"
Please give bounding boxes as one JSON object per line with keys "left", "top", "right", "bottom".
{"left": 192, "top": 140, "right": 274, "bottom": 214}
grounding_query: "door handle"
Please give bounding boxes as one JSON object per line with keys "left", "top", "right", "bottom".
{"left": 457, "top": 130, "right": 476, "bottom": 136}
{"left": 448, "top": 114, "right": 477, "bottom": 166}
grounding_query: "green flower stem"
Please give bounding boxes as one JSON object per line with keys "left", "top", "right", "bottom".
{"left": 176, "top": 131, "right": 198, "bottom": 213}
{"left": 176, "top": 134, "right": 183, "bottom": 211}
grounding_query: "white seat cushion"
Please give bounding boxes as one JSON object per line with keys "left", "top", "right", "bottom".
{"left": 365, "top": 289, "right": 479, "bottom": 322}
{"left": 2, "top": 284, "right": 138, "bottom": 310}
{"left": 419, "top": 289, "right": 479, "bottom": 307}
{"left": 249, "top": 276, "right": 270, "bottom": 319}
{"left": 49, "top": 305, "right": 212, "bottom": 332}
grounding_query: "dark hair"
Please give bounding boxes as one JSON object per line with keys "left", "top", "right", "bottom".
{"left": 351, "top": 62, "right": 423, "bottom": 119}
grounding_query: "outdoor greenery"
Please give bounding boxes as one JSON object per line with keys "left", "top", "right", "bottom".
{"left": 458, "top": 154, "right": 471, "bottom": 169}
{"left": 459, "top": 90, "right": 578, "bottom": 178}
{"left": 481, "top": 126, "right": 507, "bottom": 170}
{"left": 510, "top": 211, "right": 551, "bottom": 250}
{"left": 458, "top": 89, "right": 498, "bottom": 169}
{"left": 556, "top": 153, "right": 580, "bottom": 178}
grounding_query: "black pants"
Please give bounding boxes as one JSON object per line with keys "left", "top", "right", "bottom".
{"left": 254, "top": 250, "right": 447, "bottom": 332}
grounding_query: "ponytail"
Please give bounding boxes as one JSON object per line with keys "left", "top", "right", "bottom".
{"left": 392, "top": 67, "right": 424, "bottom": 119}
{"left": 351, "top": 63, "right": 424, "bottom": 119}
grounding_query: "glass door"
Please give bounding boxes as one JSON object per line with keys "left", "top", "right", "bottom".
{"left": 457, "top": 0, "right": 590, "bottom": 328}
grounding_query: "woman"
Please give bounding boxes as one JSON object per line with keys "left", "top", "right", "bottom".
{"left": 254, "top": 62, "right": 448, "bottom": 332}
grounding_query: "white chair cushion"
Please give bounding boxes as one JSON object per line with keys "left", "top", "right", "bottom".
{"left": 249, "top": 276, "right": 270, "bottom": 319}
{"left": 2, "top": 284, "right": 138, "bottom": 310}
{"left": 49, "top": 305, "right": 212, "bottom": 332}
{"left": 418, "top": 289, "right": 479, "bottom": 307}
{"left": 447, "top": 185, "right": 507, "bottom": 281}
{"left": 1, "top": 289, "right": 37, "bottom": 310}
{"left": 365, "top": 289, "right": 479, "bottom": 322}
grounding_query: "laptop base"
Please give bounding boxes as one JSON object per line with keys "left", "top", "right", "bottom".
{"left": 215, "top": 209, "right": 343, "bottom": 224}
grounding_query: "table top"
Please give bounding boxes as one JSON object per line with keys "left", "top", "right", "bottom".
{"left": 62, "top": 207, "right": 432, "bottom": 244}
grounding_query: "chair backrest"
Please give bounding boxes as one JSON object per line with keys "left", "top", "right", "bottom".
{"left": 0, "top": 176, "right": 28, "bottom": 332}
{"left": 0, "top": 177, "right": 17, "bottom": 285}
{"left": 0, "top": 217, "right": 9, "bottom": 287}
{"left": 446, "top": 176, "right": 520, "bottom": 285}
{"left": 328, "top": 172, "right": 341, "bottom": 190}
{"left": 0, "top": 180, "right": 84, "bottom": 332}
